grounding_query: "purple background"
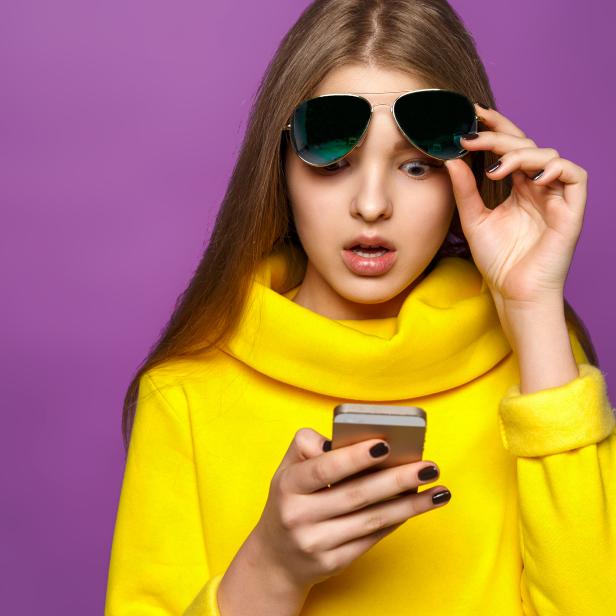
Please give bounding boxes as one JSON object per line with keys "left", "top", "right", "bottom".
{"left": 1, "top": 1, "right": 614, "bottom": 613}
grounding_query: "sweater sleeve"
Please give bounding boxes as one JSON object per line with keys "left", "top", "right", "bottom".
{"left": 497, "top": 326, "right": 616, "bottom": 615}
{"left": 104, "top": 371, "right": 223, "bottom": 616}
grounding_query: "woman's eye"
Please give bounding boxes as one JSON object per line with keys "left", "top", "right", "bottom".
{"left": 318, "top": 159, "right": 441, "bottom": 176}
{"left": 401, "top": 160, "right": 439, "bottom": 178}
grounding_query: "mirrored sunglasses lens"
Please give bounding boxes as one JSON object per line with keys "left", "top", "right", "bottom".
{"left": 394, "top": 90, "right": 476, "bottom": 160}
{"left": 290, "top": 95, "right": 371, "bottom": 166}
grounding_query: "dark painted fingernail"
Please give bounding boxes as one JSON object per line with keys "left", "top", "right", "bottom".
{"left": 432, "top": 490, "right": 452, "bottom": 505}
{"left": 370, "top": 442, "right": 389, "bottom": 457}
{"left": 531, "top": 170, "right": 545, "bottom": 181}
{"left": 460, "top": 132, "right": 479, "bottom": 140}
{"left": 322, "top": 439, "right": 332, "bottom": 452}
{"left": 485, "top": 160, "right": 502, "bottom": 173}
{"left": 476, "top": 101, "right": 491, "bottom": 110}
{"left": 418, "top": 465, "right": 439, "bottom": 481}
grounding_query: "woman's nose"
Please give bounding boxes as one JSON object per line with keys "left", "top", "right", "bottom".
{"left": 350, "top": 174, "right": 394, "bottom": 221}
{"left": 349, "top": 107, "right": 400, "bottom": 221}
{"left": 349, "top": 159, "right": 395, "bottom": 219}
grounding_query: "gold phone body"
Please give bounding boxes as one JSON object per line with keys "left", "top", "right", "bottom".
{"left": 331, "top": 403, "right": 427, "bottom": 494}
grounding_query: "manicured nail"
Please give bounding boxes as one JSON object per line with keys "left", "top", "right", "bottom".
{"left": 322, "top": 439, "right": 332, "bottom": 452}
{"left": 485, "top": 160, "right": 502, "bottom": 173}
{"left": 460, "top": 132, "right": 479, "bottom": 140}
{"left": 418, "top": 465, "right": 439, "bottom": 481}
{"left": 432, "top": 490, "right": 452, "bottom": 505}
{"left": 370, "top": 442, "right": 390, "bottom": 457}
{"left": 476, "top": 101, "right": 490, "bottom": 110}
{"left": 531, "top": 170, "right": 545, "bottom": 181}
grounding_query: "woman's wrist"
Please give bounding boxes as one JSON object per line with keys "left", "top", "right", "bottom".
{"left": 217, "top": 530, "right": 310, "bottom": 616}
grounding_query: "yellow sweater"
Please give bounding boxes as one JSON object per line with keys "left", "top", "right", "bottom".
{"left": 105, "top": 246, "right": 616, "bottom": 615}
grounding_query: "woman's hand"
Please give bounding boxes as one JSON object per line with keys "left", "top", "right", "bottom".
{"left": 249, "top": 428, "right": 450, "bottom": 592}
{"left": 444, "top": 103, "right": 588, "bottom": 310}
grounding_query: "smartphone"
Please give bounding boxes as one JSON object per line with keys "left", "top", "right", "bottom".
{"left": 330, "top": 403, "right": 427, "bottom": 495}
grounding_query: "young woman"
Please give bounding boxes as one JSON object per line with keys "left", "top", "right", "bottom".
{"left": 104, "top": 1, "right": 615, "bottom": 614}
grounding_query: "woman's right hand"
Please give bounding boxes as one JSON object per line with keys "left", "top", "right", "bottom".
{"left": 251, "top": 427, "right": 451, "bottom": 592}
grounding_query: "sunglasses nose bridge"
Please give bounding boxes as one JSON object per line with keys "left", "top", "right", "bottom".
{"left": 368, "top": 102, "right": 394, "bottom": 111}
{"left": 365, "top": 101, "right": 408, "bottom": 144}
{"left": 353, "top": 102, "right": 386, "bottom": 148}
{"left": 366, "top": 101, "right": 399, "bottom": 131}
{"left": 368, "top": 101, "right": 400, "bottom": 128}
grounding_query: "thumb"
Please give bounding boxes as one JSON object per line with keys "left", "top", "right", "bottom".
{"left": 278, "top": 427, "right": 330, "bottom": 471}
{"left": 444, "top": 157, "right": 488, "bottom": 232}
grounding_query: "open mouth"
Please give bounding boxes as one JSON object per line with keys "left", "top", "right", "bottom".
{"left": 349, "top": 245, "right": 392, "bottom": 258}
{"left": 341, "top": 244, "right": 397, "bottom": 276}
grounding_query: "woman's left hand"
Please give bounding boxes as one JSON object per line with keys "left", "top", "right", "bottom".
{"left": 444, "top": 103, "right": 588, "bottom": 309}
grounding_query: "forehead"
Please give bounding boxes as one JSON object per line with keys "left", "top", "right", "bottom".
{"left": 312, "top": 64, "right": 432, "bottom": 105}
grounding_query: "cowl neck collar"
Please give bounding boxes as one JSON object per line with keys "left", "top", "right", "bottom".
{"left": 222, "top": 245, "right": 511, "bottom": 399}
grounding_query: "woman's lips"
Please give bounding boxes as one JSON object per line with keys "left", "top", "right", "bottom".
{"left": 341, "top": 248, "right": 397, "bottom": 276}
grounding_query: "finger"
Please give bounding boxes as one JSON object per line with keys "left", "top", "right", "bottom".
{"left": 460, "top": 130, "right": 537, "bottom": 157}
{"left": 527, "top": 157, "right": 588, "bottom": 210}
{"left": 329, "top": 522, "right": 405, "bottom": 574}
{"left": 307, "top": 460, "right": 441, "bottom": 520}
{"left": 444, "top": 158, "right": 490, "bottom": 230}
{"left": 472, "top": 102, "right": 528, "bottom": 139}
{"left": 299, "top": 520, "right": 405, "bottom": 578}
{"left": 311, "top": 484, "right": 451, "bottom": 552}
{"left": 484, "top": 148, "right": 587, "bottom": 206}
{"left": 290, "top": 438, "right": 391, "bottom": 494}
{"left": 480, "top": 147, "right": 562, "bottom": 182}
{"left": 510, "top": 166, "right": 564, "bottom": 201}
{"left": 279, "top": 428, "right": 331, "bottom": 472}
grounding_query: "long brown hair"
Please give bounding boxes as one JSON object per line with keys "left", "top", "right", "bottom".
{"left": 121, "top": 0, "right": 599, "bottom": 453}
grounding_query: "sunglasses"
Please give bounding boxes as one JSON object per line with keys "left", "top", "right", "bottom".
{"left": 283, "top": 88, "right": 479, "bottom": 167}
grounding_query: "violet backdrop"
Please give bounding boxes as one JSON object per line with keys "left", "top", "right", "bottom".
{"left": 1, "top": 1, "right": 614, "bottom": 613}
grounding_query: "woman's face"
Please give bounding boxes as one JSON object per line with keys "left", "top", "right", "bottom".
{"left": 285, "top": 64, "right": 458, "bottom": 320}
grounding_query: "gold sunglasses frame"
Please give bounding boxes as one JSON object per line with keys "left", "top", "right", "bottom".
{"left": 282, "top": 88, "right": 480, "bottom": 167}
